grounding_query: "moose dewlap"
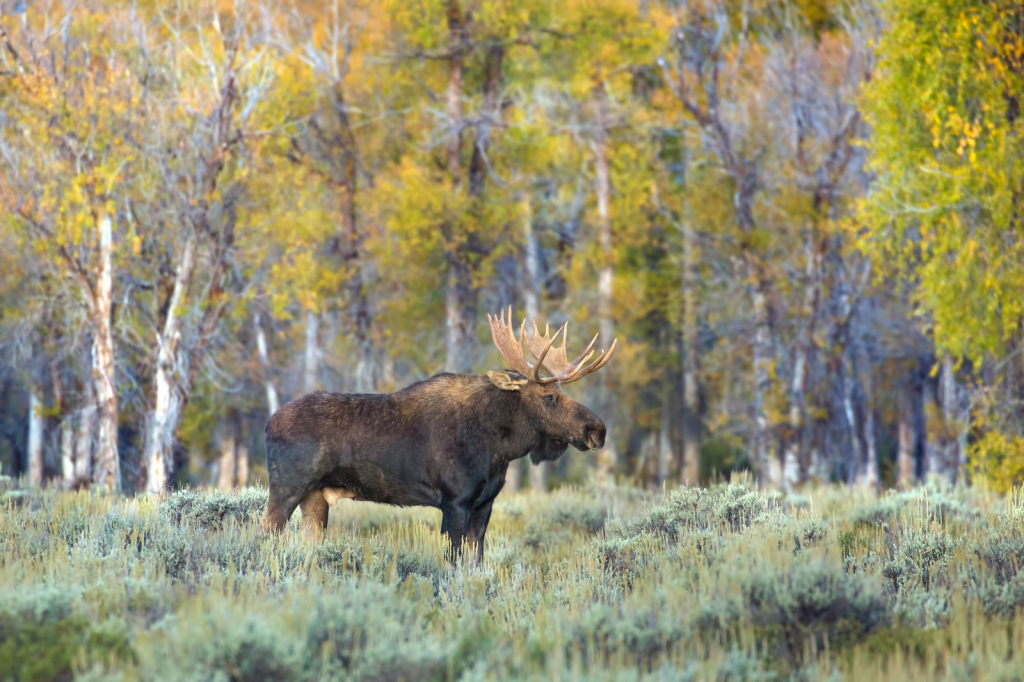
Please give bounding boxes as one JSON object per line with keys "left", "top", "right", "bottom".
{"left": 260, "top": 307, "right": 617, "bottom": 563}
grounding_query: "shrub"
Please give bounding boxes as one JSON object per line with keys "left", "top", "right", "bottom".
{"left": 158, "top": 487, "right": 268, "bottom": 530}
{"left": 0, "top": 586, "right": 134, "bottom": 681}
{"left": 880, "top": 528, "right": 959, "bottom": 595}
{"left": 615, "top": 483, "right": 779, "bottom": 543}
{"left": 972, "top": 531, "right": 1024, "bottom": 586}
{"left": 524, "top": 495, "right": 607, "bottom": 549}
{"left": 144, "top": 580, "right": 480, "bottom": 682}
{"left": 850, "top": 486, "right": 977, "bottom": 527}
{"left": 743, "top": 560, "right": 891, "bottom": 666}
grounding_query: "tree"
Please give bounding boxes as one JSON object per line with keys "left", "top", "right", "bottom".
{"left": 0, "top": 3, "right": 136, "bottom": 492}
{"left": 857, "top": 0, "right": 1024, "bottom": 485}
{"left": 137, "top": 2, "right": 278, "bottom": 492}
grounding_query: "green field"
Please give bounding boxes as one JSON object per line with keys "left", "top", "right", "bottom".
{"left": 3, "top": 477, "right": 1024, "bottom": 681}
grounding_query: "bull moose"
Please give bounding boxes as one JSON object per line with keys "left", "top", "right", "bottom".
{"left": 260, "top": 307, "right": 617, "bottom": 563}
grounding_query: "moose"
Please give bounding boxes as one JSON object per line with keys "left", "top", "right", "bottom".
{"left": 260, "top": 307, "right": 617, "bottom": 563}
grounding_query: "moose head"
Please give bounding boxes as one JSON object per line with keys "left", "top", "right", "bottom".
{"left": 485, "top": 306, "right": 617, "bottom": 460}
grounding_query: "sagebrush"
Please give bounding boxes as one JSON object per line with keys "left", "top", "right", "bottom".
{"left": 2, "top": 475, "right": 1024, "bottom": 680}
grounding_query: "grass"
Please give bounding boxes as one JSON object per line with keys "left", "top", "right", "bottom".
{"left": 4, "top": 473, "right": 1024, "bottom": 680}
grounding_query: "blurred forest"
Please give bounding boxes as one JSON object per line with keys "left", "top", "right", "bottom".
{"left": 0, "top": 0, "right": 1021, "bottom": 496}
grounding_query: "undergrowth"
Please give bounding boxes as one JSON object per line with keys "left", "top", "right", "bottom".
{"left": 1, "top": 475, "right": 1023, "bottom": 680}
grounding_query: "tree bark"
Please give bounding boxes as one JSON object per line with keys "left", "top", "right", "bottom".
{"left": 592, "top": 85, "right": 618, "bottom": 485}
{"left": 680, "top": 227, "right": 701, "bottom": 487}
{"left": 859, "top": 394, "right": 879, "bottom": 489}
{"left": 923, "top": 377, "right": 946, "bottom": 481}
{"left": 506, "top": 459, "right": 523, "bottom": 493}
{"left": 468, "top": 44, "right": 503, "bottom": 199}
{"left": 785, "top": 235, "right": 822, "bottom": 488}
{"left": 857, "top": 338, "right": 878, "bottom": 490}
{"left": 658, "top": 370, "right": 673, "bottom": 488}
{"left": 940, "top": 355, "right": 967, "bottom": 484}
{"left": 442, "top": 2, "right": 474, "bottom": 376}
{"left": 445, "top": 264, "right": 476, "bottom": 374}
{"left": 91, "top": 214, "right": 120, "bottom": 492}
{"left": 520, "top": 192, "right": 549, "bottom": 491}
{"left": 215, "top": 416, "right": 237, "bottom": 491}
{"left": 327, "top": 83, "right": 374, "bottom": 393}
{"left": 751, "top": 279, "right": 780, "bottom": 488}
{"left": 27, "top": 371, "right": 43, "bottom": 487}
{"left": 144, "top": 234, "right": 197, "bottom": 494}
{"left": 75, "top": 401, "right": 95, "bottom": 483}
{"left": 303, "top": 309, "right": 320, "bottom": 394}
{"left": 51, "top": 364, "right": 75, "bottom": 485}
{"left": 445, "top": 0, "right": 464, "bottom": 189}
{"left": 897, "top": 391, "right": 915, "bottom": 490}
{"left": 841, "top": 352, "right": 863, "bottom": 486}
{"left": 254, "top": 311, "right": 280, "bottom": 415}
{"left": 734, "top": 164, "right": 776, "bottom": 488}
{"left": 236, "top": 424, "right": 250, "bottom": 488}
{"left": 60, "top": 418, "right": 76, "bottom": 485}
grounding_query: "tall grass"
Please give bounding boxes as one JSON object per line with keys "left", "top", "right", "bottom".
{"left": 3, "top": 473, "right": 1024, "bottom": 680}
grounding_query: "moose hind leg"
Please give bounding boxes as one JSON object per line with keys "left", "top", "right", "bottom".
{"left": 261, "top": 486, "right": 305, "bottom": 533}
{"left": 299, "top": 488, "right": 329, "bottom": 536}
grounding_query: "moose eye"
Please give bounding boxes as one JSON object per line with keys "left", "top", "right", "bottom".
{"left": 543, "top": 394, "right": 556, "bottom": 404}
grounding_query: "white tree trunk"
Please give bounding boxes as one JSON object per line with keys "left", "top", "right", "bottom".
{"left": 842, "top": 358, "right": 863, "bottom": 486}
{"left": 592, "top": 90, "right": 617, "bottom": 485}
{"left": 752, "top": 285, "right": 780, "bottom": 489}
{"left": 27, "top": 383, "right": 44, "bottom": 487}
{"left": 445, "top": 265, "right": 472, "bottom": 374}
{"left": 522, "top": 194, "right": 549, "bottom": 491}
{"left": 382, "top": 355, "right": 396, "bottom": 392}
{"left": 75, "top": 403, "right": 96, "bottom": 482}
{"left": 50, "top": 359, "right": 76, "bottom": 485}
{"left": 506, "top": 459, "right": 522, "bottom": 493}
{"left": 255, "top": 312, "right": 280, "bottom": 415}
{"left": 923, "top": 379, "right": 945, "bottom": 481}
{"left": 236, "top": 433, "right": 250, "bottom": 488}
{"left": 858, "top": 354, "right": 878, "bottom": 490}
{"left": 783, "top": 349, "right": 805, "bottom": 492}
{"left": 898, "top": 413, "right": 914, "bottom": 490}
{"left": 861, "top": 407, "right": 878, "bottom": 490}
{"left": 91, "top": 214, "right": 121, "bottom": 492}
{"left": 60, "top": 418, "right": 76, "bottom": 485}
{"left": 657, "top": 375, "right": 673, "bottom": 488}
{"left": 144, "top": 234, "right": 197, "bottom": 494}
{"left": 680, "top": 225, "right": 700, "bottom": 487}
{"left": 304, "top": 310, "right": 320, "bottom": 395}
{"left": 522, "top": 195, "right": 541, "bottom": 323}
{"left": 784, "top": 236, "right": 820, "bottom": 490}
{"left": 215, "top": 418, "right": 237, "bottom": 491}
{"left": 940, "top": 355, "right": 968, "bottom": 484}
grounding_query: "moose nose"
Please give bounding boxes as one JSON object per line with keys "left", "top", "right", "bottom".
{"left": 586, "top": 425, "right": 606, "bottom": 450}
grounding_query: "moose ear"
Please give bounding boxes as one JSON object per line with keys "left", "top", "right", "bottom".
{"left": 487, "top": 370, "right": 528, "bottom": 392}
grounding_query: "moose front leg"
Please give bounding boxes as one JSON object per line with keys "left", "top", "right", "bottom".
{"left": 440, "top": 500, "right": 472, "bottom": 566}
{"left": 465, "top": 498, "right": 495, "bottom": 565}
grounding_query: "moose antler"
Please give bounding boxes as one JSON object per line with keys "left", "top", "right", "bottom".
{"left": 524, "top": 318, "right": 617, "bottom": 384}
{"left": 487, "top": 306, "right": 563, "bottom": 384}
{"left": 487, "top": 306, "right": 617, "bottom": 384}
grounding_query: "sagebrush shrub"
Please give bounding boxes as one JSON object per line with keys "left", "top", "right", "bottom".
{"left": 744, "top": 560, "right": 891, "bottom": 664}
{"left": 0, "top": 586, "right": 134, "bottom": 681}
{"left": 158, "top": 487, "right": 268, "bottom": 530}
{"left": 4, "top": 482, "right": 1024, "bottom": 680}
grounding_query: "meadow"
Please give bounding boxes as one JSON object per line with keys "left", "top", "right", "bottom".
{"left": 4, "top": 475, "right": 1024, "bottom": 681}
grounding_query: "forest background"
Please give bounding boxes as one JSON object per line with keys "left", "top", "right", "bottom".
{"left": 0, "top": 0, "right": 1022, "bottom": 497}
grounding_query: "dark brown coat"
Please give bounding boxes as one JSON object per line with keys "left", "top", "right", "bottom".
{"left": 261, "top": 370, "right": 606, "bottom": 562}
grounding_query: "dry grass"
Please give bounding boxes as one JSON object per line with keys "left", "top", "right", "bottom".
{"left": 2, "top": 472, "right": 1024, "bottom": 680}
